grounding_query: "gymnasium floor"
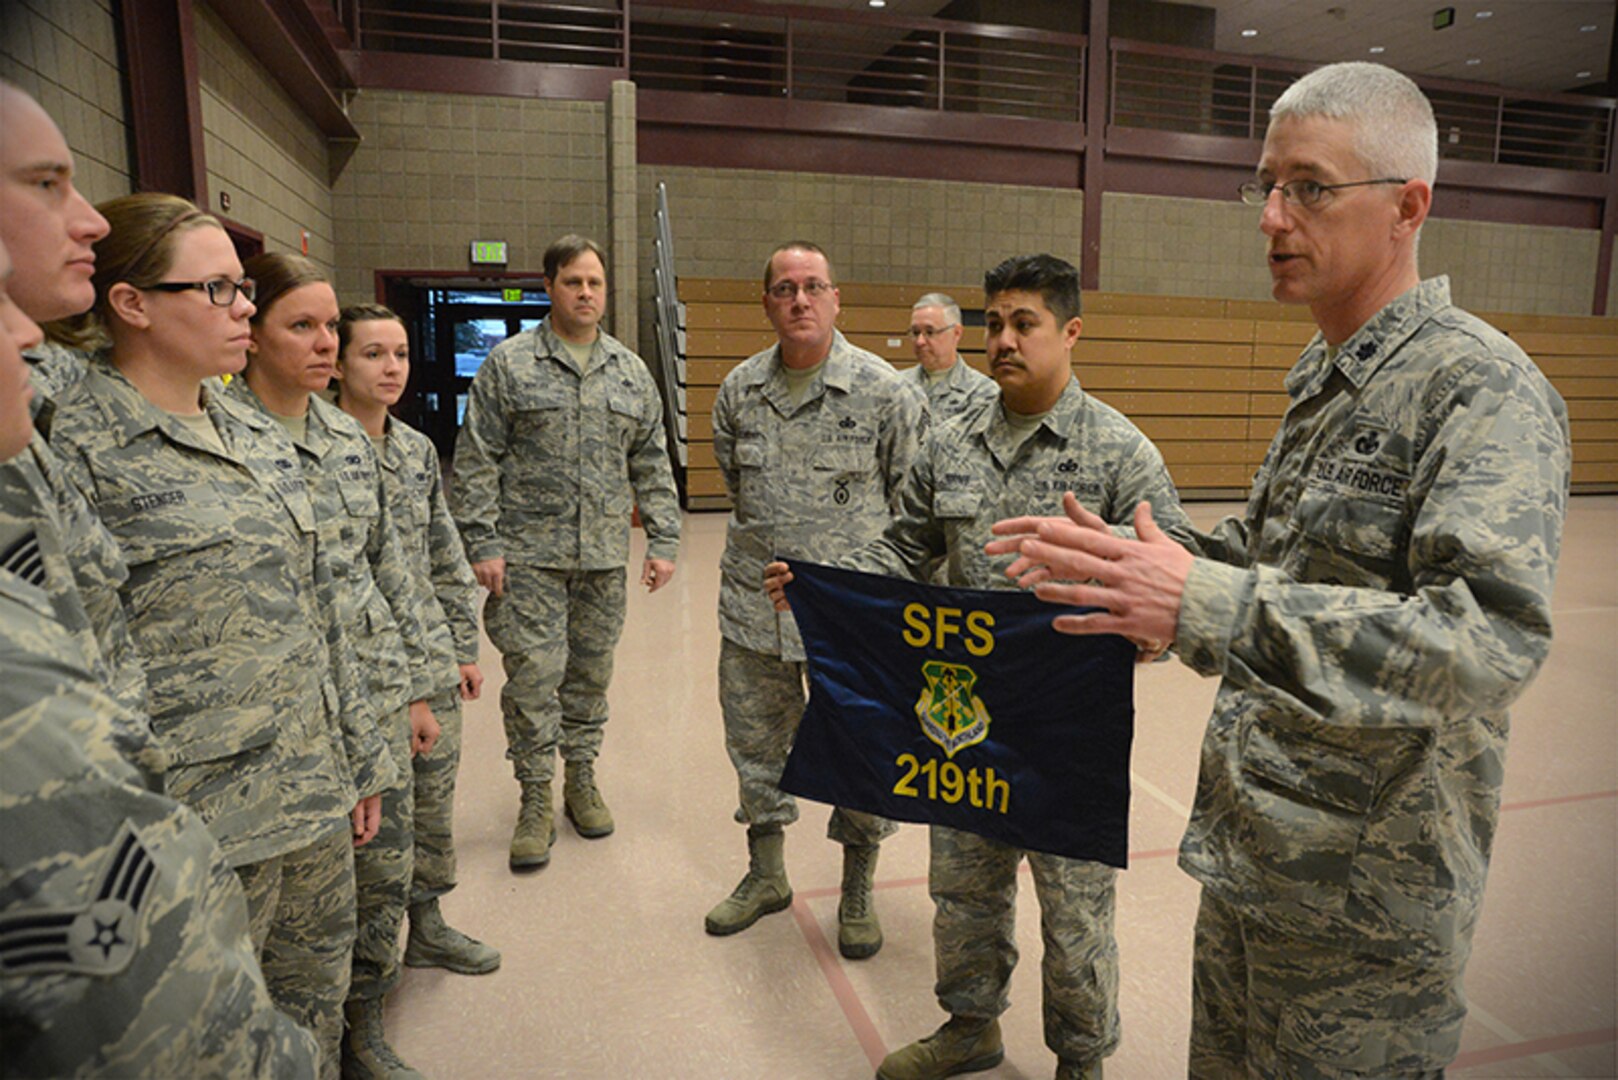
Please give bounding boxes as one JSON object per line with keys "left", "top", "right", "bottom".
{"left": 389, "top": 496, "right": 1617, "bottom": 1079}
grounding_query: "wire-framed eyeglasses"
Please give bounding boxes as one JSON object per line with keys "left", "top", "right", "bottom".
{"left": 1237, "top": 177, "right": 1407, "bottom": 209}
{"left": 143, "top": 277, "right": 257, "bottom": 306}
{"left": 766, "top": 280, "right": 835, "bottom": 301}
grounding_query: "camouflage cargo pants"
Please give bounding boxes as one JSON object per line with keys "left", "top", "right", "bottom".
{"left": 717, "top": 637, "right": 895, "bottom": 845}
{"left": 350, "top": 776, "right": 414, "bottom": 1001}
{"left": 1189, "top": 889, "right": 1465, "bottom": 1079}
{"left": 486, "top": 565, "right": 625, "bottom": 784}
{"left": 411, "top": 687, "right": 463, "bottom": 904}
{"left": 930, "top": 825, "right": 1120, "bottom": 1066}
{"left": 237, "top": 826, "right": 357, "bottom": 1080}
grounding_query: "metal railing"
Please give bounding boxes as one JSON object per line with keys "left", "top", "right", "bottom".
{"left": 650, "top": 182, "right": 688, "bottom": 481}
{"left": 356, "top": 0, "right": 625, "bottom": 65}
{"left": 1111, "top": 39, "right": 1615, "bottom": 174}
{"left": 353, "top": 0, "right": 1084, "bottom": 124}
{"left": 629, "top": 0, "right": 1084, "bottom": 122}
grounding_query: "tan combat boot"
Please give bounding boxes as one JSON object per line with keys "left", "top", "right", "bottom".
{"left": 404, "top": 898, "right": 501, "bottom": 974}
{"left": 876, "top": 1017, "right": 1004, "bottom": 1080}
{"left": 341, "top": 997, "right": 424, "bottom": 1080}
{"left": 563, "top": 759, "right": 615, "bottom": 838}
{"left": 704, "top": 825, "right": 792, "bottom": 935}
{"left": 508, "top": 781, "right": 556, "bottom": 870}
{"left": 838, "top": 842, "right": 882, "bottom": 959}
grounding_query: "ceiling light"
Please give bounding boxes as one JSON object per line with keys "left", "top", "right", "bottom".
{"left": 1580, "top": 25, "right": 1598, "bottom": 32}
{"left": 1577, "top": 70, "right": 1592, "bottom": 79}
{"left": 1368, "top": 46, "right": 1386, "bottom": 54}
{"left": 1475, "top": 10, "right": 1492, "bottom": 18}
{"left": 868, "top": 0, "right": 885, "bottom": 6}
{"left": 1241, "top": 28, "right": 1258, "bottom": 37}
{"left": 1466, "top": 57, "right": 1481, "bottom": 65}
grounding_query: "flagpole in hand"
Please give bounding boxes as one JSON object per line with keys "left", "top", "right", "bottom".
{"left": 764, "top": 561, "right": 794, "bottom": 612}
{"left": 985, "top": 492, "right": 1192, "bottom": 661}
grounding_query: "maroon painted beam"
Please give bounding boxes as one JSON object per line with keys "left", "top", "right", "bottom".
{"left": 637, "top": 89, "right": 1082, "bottom": 187}
{"left": 207, "top": 0, "right": 358, "bottom": 140}
{"left": 1080, "top": 0, "right": 1108, "bottom": 290}
{"left": 118, "top": 0, "right": 208, "bottom": 201}
{"left": 349, "top": 50, "right": 622, "bottom": 101}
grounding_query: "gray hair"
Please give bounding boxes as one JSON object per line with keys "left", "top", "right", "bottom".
{"left": 1270, "top": 62, "right": 1438, "bottom": 185}
{"left": 912, "top": 292, "right": 962, "bottom": 326}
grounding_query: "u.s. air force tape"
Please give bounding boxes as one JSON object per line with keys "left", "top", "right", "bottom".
{"left": 0, "top": 820, "right": 157, "bottom": 977}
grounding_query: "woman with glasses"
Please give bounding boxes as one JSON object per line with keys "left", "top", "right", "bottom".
{"left": 226, "top": 253, "right": 441, "bottom": 1079}
{"left": 332, "top": 303, "right": 501, "bottom": 982}
{"left": 47, "top": 193, "right": 395, "bottom": 1080}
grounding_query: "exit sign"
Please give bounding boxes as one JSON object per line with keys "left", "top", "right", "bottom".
{"left": 502, "top": 288, "right": 524, "bottom": 302}
{"left": 470, "top": 240, "right": 508, "bottom": 265}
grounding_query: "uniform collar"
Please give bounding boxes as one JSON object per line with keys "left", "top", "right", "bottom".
{"left": 974, "top": 376, "right": 1084, "bottom": 469}
{"left": 83, "top": 359, "right": 243, "bottom": 461}
{"left": 532, "top": 317, "right": 615, "bottom": 376}
{"left": 1287, "top": 276, "right": 1451, "bottom": 397}
{"left": 751, "top": 329, "right": 858, "bottom": 416}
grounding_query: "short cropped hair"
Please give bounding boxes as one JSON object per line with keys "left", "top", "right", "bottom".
{"left": 984, "top": 255, "right": 1081, "bottom": 323}
{"left": 912, "top": 292, "right": 962, "bottom": 326}
{"left": 543, "top": 234, "right": 606, "bottom": 280}
{"left": 763, "top": 241, "right": 835, "bottom": 290}
{"left": 1270, "top": 61, "right": 1438, "bottom": 185}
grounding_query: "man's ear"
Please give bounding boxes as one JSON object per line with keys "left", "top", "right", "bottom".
{"left": 1063, "top": 316, "right": 1084, "bottom": 349}
{"left": 1394, "top": 178, "right": 1432, "bottom": 240}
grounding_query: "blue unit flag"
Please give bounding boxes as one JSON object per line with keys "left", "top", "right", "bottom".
{"left": 779, "top": 560, "right": 1137, "bottom": 867}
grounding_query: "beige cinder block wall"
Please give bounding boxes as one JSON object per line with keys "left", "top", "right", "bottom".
{"left": 636, "top": 164, "right": 1084, "bottom": 358}
{"left": 194, "top": 3, "right": 336, "bottom": 274}
{"left": 0, "top": 0, "right": 131, "bottom": 204}
{"left": 331, "top": 90, "right": 608, "bottom": 310}
{"left": 1102, "top": 192, "right": 1603, "bottom": 317}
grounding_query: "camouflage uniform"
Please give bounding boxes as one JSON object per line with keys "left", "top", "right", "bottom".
{"left": 1172, "top": 279, "right": 1571, "bottom": 1076}
{"left": 713, "top": 330, "right": 924, "bottom": 840}
{"left": 900, "top": 358, "right": 998, "bottom": 423}
{"left": 52, "top": 361, "right": 396, "bottom": 1080}
{"left": 451, "top": 317, "right": 680, "bottom": 783}
{"left": 375, "top": 416, "right": 479, "bottom": 902}
{"left": 0, "top": 566, "right": 319, "bottom": 1079}
{"left": 226, "top": 382, "right": 438, "bottom": 1010}
{"left": 14, "top": 340, "right": 151, "bottom": 724}
{"left": 0, "top": 435, "right": 158, "bottom": 781}
{"left": 840, "top": 376, "right": 1196, "bottom": 1065}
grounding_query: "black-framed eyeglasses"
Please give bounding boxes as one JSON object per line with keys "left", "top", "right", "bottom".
{"left": 766, "top": 280, "right": 834, "bottom": 301}
{"left": 143, "top": 277, "right": 256, "bottom": 307}
{"left": 1237, "top": 178, "right": 1408, "bottom": 208}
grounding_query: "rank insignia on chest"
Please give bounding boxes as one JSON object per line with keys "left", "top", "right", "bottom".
{"left": 838, "top": 416, "right": 857, "bottom": 429}
{"left": 0, "top": 821, "right": 157, "bottom": 977}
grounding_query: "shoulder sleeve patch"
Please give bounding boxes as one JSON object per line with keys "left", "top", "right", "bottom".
{"left": 0, "top": 820, "right": 157, "bottom": 977}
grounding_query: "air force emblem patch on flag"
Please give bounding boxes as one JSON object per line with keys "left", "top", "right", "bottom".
{"left": 779, "top": 560, "right": 1136, "bottom": 867}
{"left": 915, "top": 661, "right": 991, "bottom": 758}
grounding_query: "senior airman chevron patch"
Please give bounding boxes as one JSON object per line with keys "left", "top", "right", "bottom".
{"left": 0, "top": 821, "right": 157, "bottom": 976}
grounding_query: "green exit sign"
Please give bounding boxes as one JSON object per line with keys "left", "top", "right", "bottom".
{"left": 470, "top": 240, "right": 508, "bottom": 265}
{"left": 1433, "top": 6, "right": 1454, "bottom": 29}
{"left": 502, "top": 288, "right": 524, "bottom": 302}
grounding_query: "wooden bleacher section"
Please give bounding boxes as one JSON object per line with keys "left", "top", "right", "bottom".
{"left": 679, "top": 278, "right": 1618, "bottom": 509}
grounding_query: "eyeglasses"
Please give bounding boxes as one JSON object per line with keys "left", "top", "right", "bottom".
{"left": 1237, "top": 178, "right": 1407, "bottom": 208}
{"left": 143, "top": 277, "right": 257, "bottom": 307}
{"left": 766, "top": 280, "right": 835, "bottom": 301}
{"left": 909, "top": 324, "right": 958, "bottom": 340}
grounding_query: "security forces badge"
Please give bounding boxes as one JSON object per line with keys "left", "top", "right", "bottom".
{"left": 0, "top": 821, "right": 157, "bottom": 977}
{"left": 913, "top": 660, "right": 992, "bottom": 758}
